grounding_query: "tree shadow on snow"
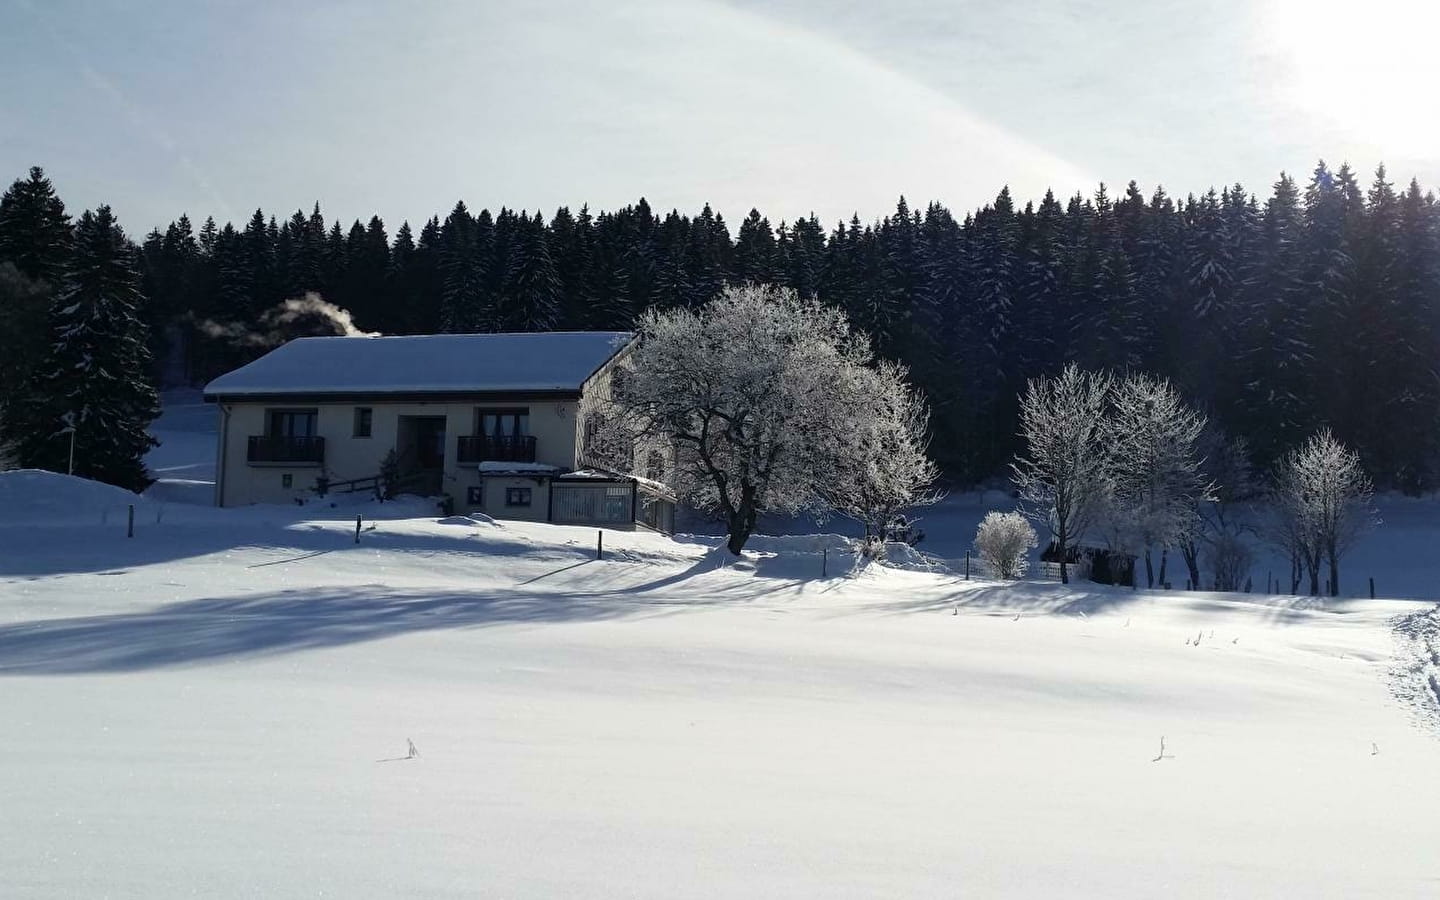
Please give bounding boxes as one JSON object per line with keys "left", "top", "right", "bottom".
{"left": 0, "top": 516, "right": 546, "bottom": 577}
{"left": 0, "top": 547, "right": 831, "bottom": 676}
{"left": 0, "top": 582, "right": 703, "bottom": 676}
{"left": 852, "top": 579, "right": 1150, "bottom": 618}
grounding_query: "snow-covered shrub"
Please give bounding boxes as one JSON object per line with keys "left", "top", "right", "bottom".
{"left": 974, "top": 511, "right": 1037, "bottom": 580}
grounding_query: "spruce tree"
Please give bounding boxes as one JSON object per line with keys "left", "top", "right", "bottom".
{"left": 733, "top": 209, "right": 777, "bottom": 284}
{"left": 15, "top": 206, "right": 159, "bottom": 490}
{"left": 438, "top": 201, "right": 488, "bottom": 332}
{"left": 498, "top": 212, "right": 562, "bottom": 331}
{"left": 0, "top": 166, "right": 72, "bottom": 284}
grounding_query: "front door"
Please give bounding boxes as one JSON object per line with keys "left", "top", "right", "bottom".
{"left": 414, "top": 417, "right": 446, "bottom": 470}
{"left": 396, "top": 415, "right": 447, "bottom": 494}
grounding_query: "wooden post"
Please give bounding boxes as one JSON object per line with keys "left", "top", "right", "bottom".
{"left": 822, "top": 548, "right": 828, "bottom": 578}
{"left": 127, "top": 504, "right": 134, "bottom": 538}
{"left": 355, "top": 514, "right": 362, "bottom": 544}
{"left": 965, "top": 551, "right": 970, "bottom": 580}
{"left": 1369, "top": 577, "right": 1375, "bottom": 599}
{"left": 597, "top": 530, "right": 603, "bottom": 560}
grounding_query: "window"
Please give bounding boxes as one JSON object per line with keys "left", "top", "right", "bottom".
{"left": 466, "top": 486, "right": 484, "bottom": 505}
{"left": 476, "top": 408, "right": 530, "bottom": 439}
{"left": 505, "top": 487, "right": 532, "bottom": 507}
{"left": 353, "top": 407, "right": 373, "bottom": 438}
{"left": 267, "top": 408, "right": 317, "bottom": 438}
{"left": 281, "top": 473, "right": 293, "bottom": 488}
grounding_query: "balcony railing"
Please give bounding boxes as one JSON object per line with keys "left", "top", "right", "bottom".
{"left": 247, "top": 434, "right": 325, "bottom": 465}
{"left": 457, "top": 434, "right": 538, "bottom": 464}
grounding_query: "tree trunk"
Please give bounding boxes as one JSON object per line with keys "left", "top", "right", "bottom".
{"left": 1181, "top": 542, "right": 1200, "bottom": 591}
{"left": 724, "top": 481, "right": 759, "bottom": 556}
{"left": 1144, "top": 548, "right": 1155, "bottom": 588}
{"left": 1158, "top": 547, "right": 1169, "bottom": 588}
{"left": 1327, "top": 552, "right": 1340, "bottom": 598}
{"left": 1057, "top": 525, "right": 1069, "bottom": 584}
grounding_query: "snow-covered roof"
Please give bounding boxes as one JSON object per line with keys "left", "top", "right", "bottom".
{"left": 204, "top": 332, "right": 634, "bottom": 400}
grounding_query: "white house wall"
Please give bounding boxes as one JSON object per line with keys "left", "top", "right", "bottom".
{"left": 216, "top": 399, "right": 581, "bottom": 508}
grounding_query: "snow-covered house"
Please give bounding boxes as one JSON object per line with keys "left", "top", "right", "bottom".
{"left": 202, "top": 331, "right": 676, "bottom": 530}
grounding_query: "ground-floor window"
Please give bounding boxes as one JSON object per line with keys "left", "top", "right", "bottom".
{"left": 505, "top": 487, "right": 532, "bottom": 507}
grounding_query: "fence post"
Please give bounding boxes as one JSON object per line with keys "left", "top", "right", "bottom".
{"left": 1369, "top": 577, "right": 1375, "bottom": 599}
{"left": 597, "top": 530, "right": 603, "bottom": 560}
{"left": 965, "top": 551, "right": 970, "bottom": 580}
{"left": 822, "top": 548, "right": 828, "bottom": 578}
{"left": 355, "top": 514, "right": 362, "bottom": 544}
{"left": 127, "top": 504, "right": 134, "bottom": 538}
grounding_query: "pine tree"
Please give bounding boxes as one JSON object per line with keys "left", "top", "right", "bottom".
{"left": 499, "top": 211, "right": 562, "bottom": 331}
{"left": 1015, "top": 190, "right": 1067, "bottom": 377}
{"left": 732, "top": 209, "right": 777, "bottom": 284}
{"left": 685, "top": 204, "right": 727, "bottom": 308}
{"left": 15, "top": 206, "right": 159, "bottom": 490}
{"left": 551, "top": 205, "right": 597, "bottom": 325}
{"left": 242, "top": 208, "right": 276, "bottom": 318}
{"left": 388, "top": 220, "right": 417, "bottom": 333}
{"left": 784, "top": 214, "right": 827, "bottom": 299}
{"left": 1237, "top": 172, "right": 1310, "bottom": 463}
{"left": 651, "top": 209, "right": 693, "bottom": 311}
{"left": 438, "top": 201, "right": 488, "bottom": 332}
{"left": 0, "top": 166, "right": 72, "bottom": 284}
{"left": 1387, "top": 179, "right": 1440, "bottom": 490}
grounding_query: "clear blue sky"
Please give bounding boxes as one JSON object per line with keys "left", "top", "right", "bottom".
{"left": 3, "top": 0, "right": 1436, "bottom": 235}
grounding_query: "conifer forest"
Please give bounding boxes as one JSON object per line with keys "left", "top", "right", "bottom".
{"left": 2, "top": 161, "right": 1438, "bottom": 491}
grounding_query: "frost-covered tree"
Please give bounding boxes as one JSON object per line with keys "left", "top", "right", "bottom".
{"left": 611, "top": 283, "right": 931, "bottom": 555}
{"left": 1012, "top": 364, "right": 1112, "bottom": 584}
{"left": 1270, "top": 429, "right": 1375, "bottom": 596}
{"left": 1105, "top": 373, "right": 1212, "bottom": 588}
{"left": 974, "top": 511, "right": 1037, "bottom": 579}
{"left": 817, "top": 360, "right": 940, "bottom": 545}
{"left": 13, "top": 206, "right": 159, "bottom": 490}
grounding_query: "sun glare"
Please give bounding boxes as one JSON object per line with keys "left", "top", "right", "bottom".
{"left": 1265, "top": 0, "right": 1440, "bottom": 156}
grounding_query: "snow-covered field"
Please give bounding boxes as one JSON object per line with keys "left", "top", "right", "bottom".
{"left": 0, "top": 400, "right": 1437, "bottom": 897}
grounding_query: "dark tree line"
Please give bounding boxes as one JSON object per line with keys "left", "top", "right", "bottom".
{"left": 3, "top": 162, "right": 1440, "bottom": 493}
{"left": 0, "top": 168, "right": 158, "bottom": 489}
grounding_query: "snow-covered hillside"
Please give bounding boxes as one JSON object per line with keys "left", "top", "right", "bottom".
{"left": 0, "top": 394, "right": 1434, "bottom": 896}
{"left": 1, "top": 460, "right": 1438, "bottom": 897}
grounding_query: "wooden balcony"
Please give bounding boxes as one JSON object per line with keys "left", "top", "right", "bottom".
{"left": 457, "top": 434, "right": 538, "bottom": 464}
{"left": 247, "top": 435, "right": 325, "bottom": 466}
